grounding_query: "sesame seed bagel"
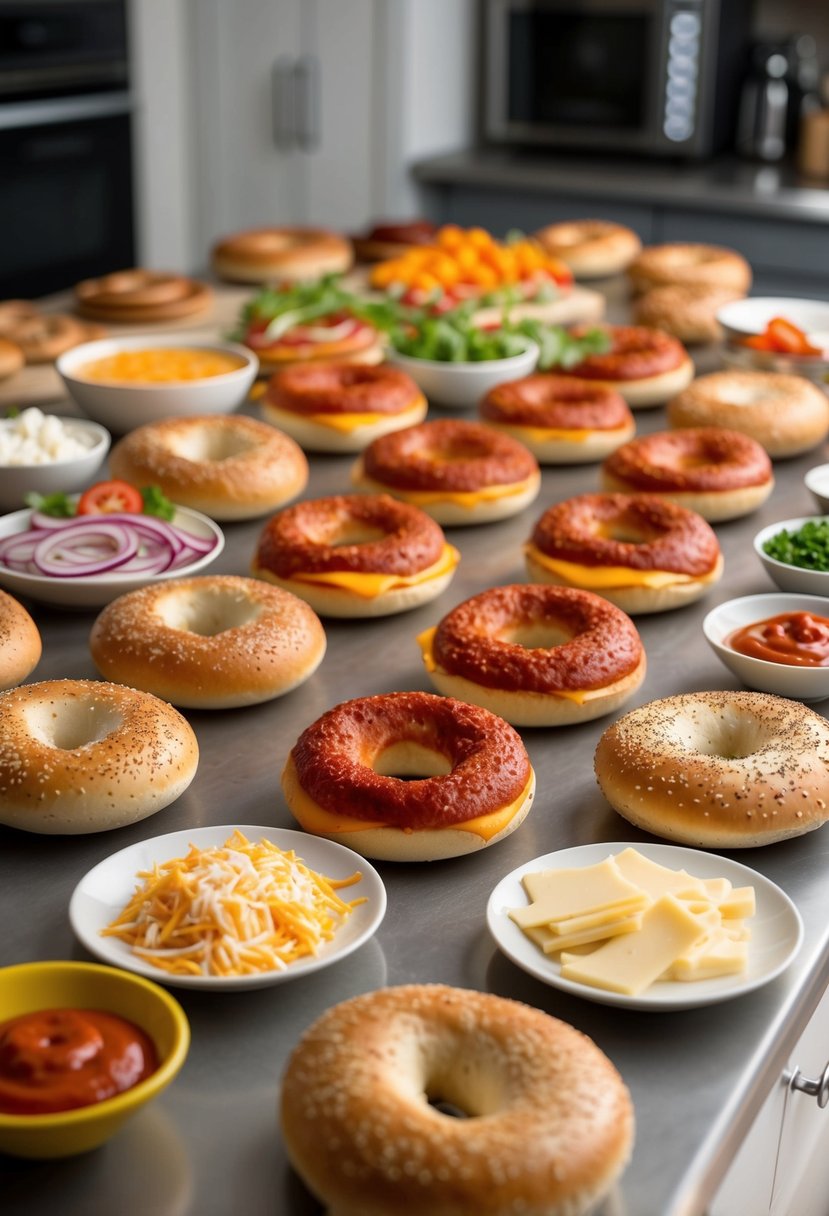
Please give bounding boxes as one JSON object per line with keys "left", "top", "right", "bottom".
{"left": 418, "top": 584, "right": 646, "bottom": 726}
{"left": 0, "top": 679, "right": 199, "bottom": 834}
{"left": 667, "top": 370, "right": 829, "bottom": 459}
{"left": 594, "top": 690, "right": 829, "bottom": 847}
{"left": 89, "top": 576, "right": 326, "bottom": 709}
{"left": 109, "top": 414, "right": 308, "bottom": 521}
{"left": 632, "top": 284, "right": 745, "bottom": 345}
{"left": 627, "top": 243, "right": 752, "bottom": 295}
{"left": 280, "top": 983, "right": 635, "bottom": 1216}
{"left": 0, "top": 589, "right": 41, "bottom": 690}
{"left": 282, "top": 691, "right": 535, "bottom": 861}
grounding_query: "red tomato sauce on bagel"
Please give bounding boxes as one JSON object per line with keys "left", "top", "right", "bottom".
{"left": 561, "top": 325, "right": 686, "bottom": 381}
{"left": 361, "top": 420, "right": 538, "bottom": 492}
{"left": 481, "top": 374, "right": 632, "bottom": 431}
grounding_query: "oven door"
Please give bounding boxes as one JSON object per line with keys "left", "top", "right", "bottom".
{"left": 0, "top": 95, "right": 134, "bottom": 298}
{"left": 484, "top": 0, "right": 674, "bottom": 154}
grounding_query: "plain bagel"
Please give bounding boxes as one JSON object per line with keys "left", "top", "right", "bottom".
{"left": 627, "top": 244, "right": 752, "bottom": 295}
{"left": 594, "top": 690, "right": 829, "bottom": 847}
{"left": 0, "top": 589, "right": 41, "bottom": 690}
{"left": 109, "top": 414, "right": 308, "bottom": 521}
{"left": 667, "top": 370, "right": 829, "bottom": 459}
{"left": 211, "top": 226, "right": 353, "bottom": 283}
{"left": 633, "top": 284, "right": 746, "bottom": 345}
{"left": 89, "top": 576, "right": 326, "bottom": 709}
{"left": 281, "top": 984, "right": 635, "bottom": 1216}
{"left": 0, "top": 679, "right": 199, "bottom": 834}
{"left": 534, "top": 219, "right": 642, "bottom": 278}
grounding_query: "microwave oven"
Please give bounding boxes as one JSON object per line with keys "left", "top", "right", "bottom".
{"left": 482, "top": 0, "right": 753, "bottom": 158}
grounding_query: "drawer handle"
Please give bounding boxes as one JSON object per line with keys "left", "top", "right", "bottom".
{"left": 789, "top": 1062, "right": 829, "bottom": 1108}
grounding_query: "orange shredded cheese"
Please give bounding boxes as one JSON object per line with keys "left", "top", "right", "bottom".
{"left": 102, "top": 831, "right": 364, "bottom": 977}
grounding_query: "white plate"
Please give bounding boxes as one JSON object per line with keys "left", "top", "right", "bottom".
{"left": 487, "top": 841, "right": 803, "bottom": 1011}
{"left": 69, "top": 825, "right": 387, "bottom": 991}
{"left": 0, "top": 503, "right": 224, "bottom": 608}
{"left": 716, "top": 296, "right": 829, "bottom": 349}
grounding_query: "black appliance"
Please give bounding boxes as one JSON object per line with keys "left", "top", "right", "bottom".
{"left": 482, "top": 0, "right": 753, "bottom": 159}
{"left": 0, "top": 1, "right": 134, "bottom": 298}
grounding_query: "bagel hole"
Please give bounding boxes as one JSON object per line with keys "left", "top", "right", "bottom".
{"left": 372, "top": 741, "right": 451, "bottom": 780}
{"left": 25, "top": 699, "right": 122, "bottom": 750}
{"left": 307, "top": 521, "right": 387, "bottom": 547}
{"left": 428, "top": 1099, "right": 468, "bottom": 1118}
{"left": 155, "top": 588, "right": 262, "bottom": 635}
{"left": 438, "top": 438, "right": 493, "bottom": 463}
{"left": 602, "top": 523, "right": 651, "bottom": 544}
{"left": 675, "top": 709, "right": 764, "bottom": 759}
{"left": 419, "top": 1046, "right": 505, "bottom": 1118}
{"left": 165, "top": 428, "right": 258, "bottom": 463}
{"left": 498, "top": 622, "right": 571, "bottom": 649}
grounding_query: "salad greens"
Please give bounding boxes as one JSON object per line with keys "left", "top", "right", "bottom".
{"left": 236, "top": 277, "right": 611, "bottom": 368}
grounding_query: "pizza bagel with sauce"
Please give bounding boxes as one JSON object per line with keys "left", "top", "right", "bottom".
{"left": 352, "top": 419, "right": 541, "bottom": 525}
{"left": 261, "top": 361, "right": 427, "bottom": 452}
{"left": 252, "top": 493, "right": 459, "bottom": 618}
{"left": 418, "top": 584, "right": 646, "bottom": 725}
{"left": 667, "top": 370, "right": 829, "bottom": 459}
{"left": 90, "top": 575, "right": 325, "bottom": 709}
{"left": 109, "top": 414, "right": 308, "bottom": 520}
{"left": 0, "top": 589, "right": 41, "bottom": 690}
{"left": 602, "top": 428, "right": 775, "bottom": 522}
{"left": 281, "top": 690, "right": 535, "bottom": 861}
{"left": 281, "top": 984, "right": 634, "bottom": 1216}
{"left": 525, "top": 493, "right": 723, "bottom": 614}
{"left": 554, "top": 324, "right": 694, "bottom": 407}
{"left": 479, "top": 373, "right": 635, "bottom": 463}
{"left": 534, "top": 219, "right": 642, "bottom": 278}
{"left": 0, "top": 679, "right": 198, "bottom": 834}
{"left": 594, "top": 690, "right": 829, "bottom": 847}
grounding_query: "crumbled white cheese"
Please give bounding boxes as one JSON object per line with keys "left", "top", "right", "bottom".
{"left": 0, "top": 408, "right": 96, "bottom": 466}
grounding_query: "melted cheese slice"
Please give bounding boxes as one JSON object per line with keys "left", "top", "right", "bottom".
{"left": 293, "top": 543, "right": 459, "bottom": 599}
{"left": 289, "top": 772, "right": 534, "bottom": 842}
{"left": 560, "top": 895, "right": 704, "bottom": 996}
{"left": 525, "top": 543, "right": 697, "bottom": 589}
{"left": 416, "top": 626, "right": 612, "bottom": 706}
{"left": 506, "top": 425, "right": 601, "bottom": 444}
{"left": 397, "top": 475, "right": 537, "bottom": 510}
{"left": 306, "top": 396, "right": 426, "bottom": 432}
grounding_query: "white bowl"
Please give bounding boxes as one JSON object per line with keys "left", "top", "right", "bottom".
{"left": 754, "top": 516, "right": 829, "bottom": 595}
{"left": 56, "top": 335, "right": 259, "bottom": 434}
{"left": 0, "top": 503, "right": 224, "bottom": 608}
{"left": 703, "top": 593, "right": 829, "bottom": 701}
{"left": 386, "top": 340, "right": 539, "bottom": 409}
{"left": 717, "top": 297, "right": 829, "bottom": 388}
{"left": 0, "top": 416, "right": 110, "bottom": 513}
{"left": 804, "top": 464, "right": 829, "bottom": 513}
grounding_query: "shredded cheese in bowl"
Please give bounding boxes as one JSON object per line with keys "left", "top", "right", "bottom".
{"left": 102, "top": 831, "right": 364, "bottom": 978}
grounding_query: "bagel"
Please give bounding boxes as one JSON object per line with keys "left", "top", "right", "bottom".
{"left": 253, "top": 494, "right": 459, "bottom": 618}
{"left": 479, "top": 374, "right": 635, "bottom": 463}
{"left": 534, "top": 219, "right": 642, "bottom": 278}
{"left": 109, "top": 414, "right": 308, "bottom": 521}
{"left": 89, "top": 575, "right": 325, "bottom": 709}
{"left": 602, "top": 428, "right": 774, "bottom": 522}
{"left": 0, "top": 679, "right": 198, "bottom": 834}
{"left": 211, "top": 226, "right": 353, "bottom": 283}
{"left": 0, "top": 338, "right": 24, "bottom": 381}
{"left": 353, "top": 420, "right": 541, "bottom": 526}
{"left": 281, "top": 984, "right": 634, "bottom": 1216}
{"left": 0, "top": 589, "right": 41, "bottom": 690}
{"left": 667, "top": 370, "right": 829, "bottom": 459}
{"left": 525, "top": 493, "right": 724, "bottom": 615}
{"left": 418, "top": 584, "right": 646, "bottom": 725}
{"left": 261, "top": 361, "right": 427, "bottom": 453}
{"left": 556, "top": 325, "right": 694, "bottom": 407}
{"left": 9, "top": 313, "right": 87, "bottom": 363}
{"left": 282, "top": 691, "right": 536, "bottom": 861}
{"left": 633, "top": 284, "right": 745, "bottom": 345}
{"left": 74, "top": 271, "right": 213, "bottom": 324}
{"left": 627, "top": 244, "right": 752, "bottom": 295}
{"left": 594, "top": 690, "right": 829, "bottom": 847}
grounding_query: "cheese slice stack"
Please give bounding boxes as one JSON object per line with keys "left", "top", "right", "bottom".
{"left": 510, "top": 847, "right": 754, "bottom": 996}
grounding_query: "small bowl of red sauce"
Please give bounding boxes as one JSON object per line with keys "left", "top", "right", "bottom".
{"left": 703, "top": 592, "right": 829, "bottom": 702}
{"left": 0, "top": 960, "right": 189, "bottom": 1158}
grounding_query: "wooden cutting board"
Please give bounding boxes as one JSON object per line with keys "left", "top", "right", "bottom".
{"left": 0, "top": 283, "right": 605, "bottom": 412}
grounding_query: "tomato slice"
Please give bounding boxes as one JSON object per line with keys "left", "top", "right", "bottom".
{"left": 767, "top": 317, "right": 822, "bottom": 356}
{"left": 77, "top": 480, "right": 143, "bottom": 516}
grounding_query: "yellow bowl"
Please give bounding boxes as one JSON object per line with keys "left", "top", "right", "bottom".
{"left": 0, "top": 961, "right": 189, "bottom": 1158}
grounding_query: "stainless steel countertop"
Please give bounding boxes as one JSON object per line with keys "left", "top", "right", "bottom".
{"left": 2, "top": 292, "right": 829, "bottom": 1216}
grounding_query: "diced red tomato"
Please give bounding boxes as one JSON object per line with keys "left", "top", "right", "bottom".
{"left": 77, "top": 480, "right": 143, "bottom": 516}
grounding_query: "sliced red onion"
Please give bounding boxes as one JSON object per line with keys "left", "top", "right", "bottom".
{"left": 33, "top": 521, "right": 139, "bottom": 577}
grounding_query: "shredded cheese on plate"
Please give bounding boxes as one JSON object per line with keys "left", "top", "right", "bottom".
{"left": 102, "top": 831, "right": 364, "bottom": 977}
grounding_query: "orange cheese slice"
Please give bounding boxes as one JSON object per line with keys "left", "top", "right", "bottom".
{"left": 293, "top": 543, "right": 459, "bottom": 599}
{"left": 306, "top": 395, "right": 426, "bottom": 432}
{"left": 288, "top": 772, "right": 534, "bottom": 842}
{"left": 416, "top": 626, "right": 608, "bottom": 705}
{"left": 525, "top": 543, "right": 699, "bottom": 590}
{"left": 398, "top": 475, "right": 537, "bottom": 510}
{"left": 509, "top": 425, "right": 595, "bottom": 444}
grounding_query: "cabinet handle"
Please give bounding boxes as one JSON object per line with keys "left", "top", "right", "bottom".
{"left": 789, "top": 1061, "right": 829, "bottom": 1108}
{"left": 294, "top": 54, "right": 320, "bottom": 152}
{"left": 271, "top": 56, "right": 295, "bottom": 151}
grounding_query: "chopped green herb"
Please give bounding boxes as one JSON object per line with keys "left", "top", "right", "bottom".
{"left": 24, "top": 490, "right": 75, "bottom": 517}
{"left": 763, "top": 520, "right": 829, "bottom": 572}
{"left": 140, "top": 485, "right": 176, "bottom": 520}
